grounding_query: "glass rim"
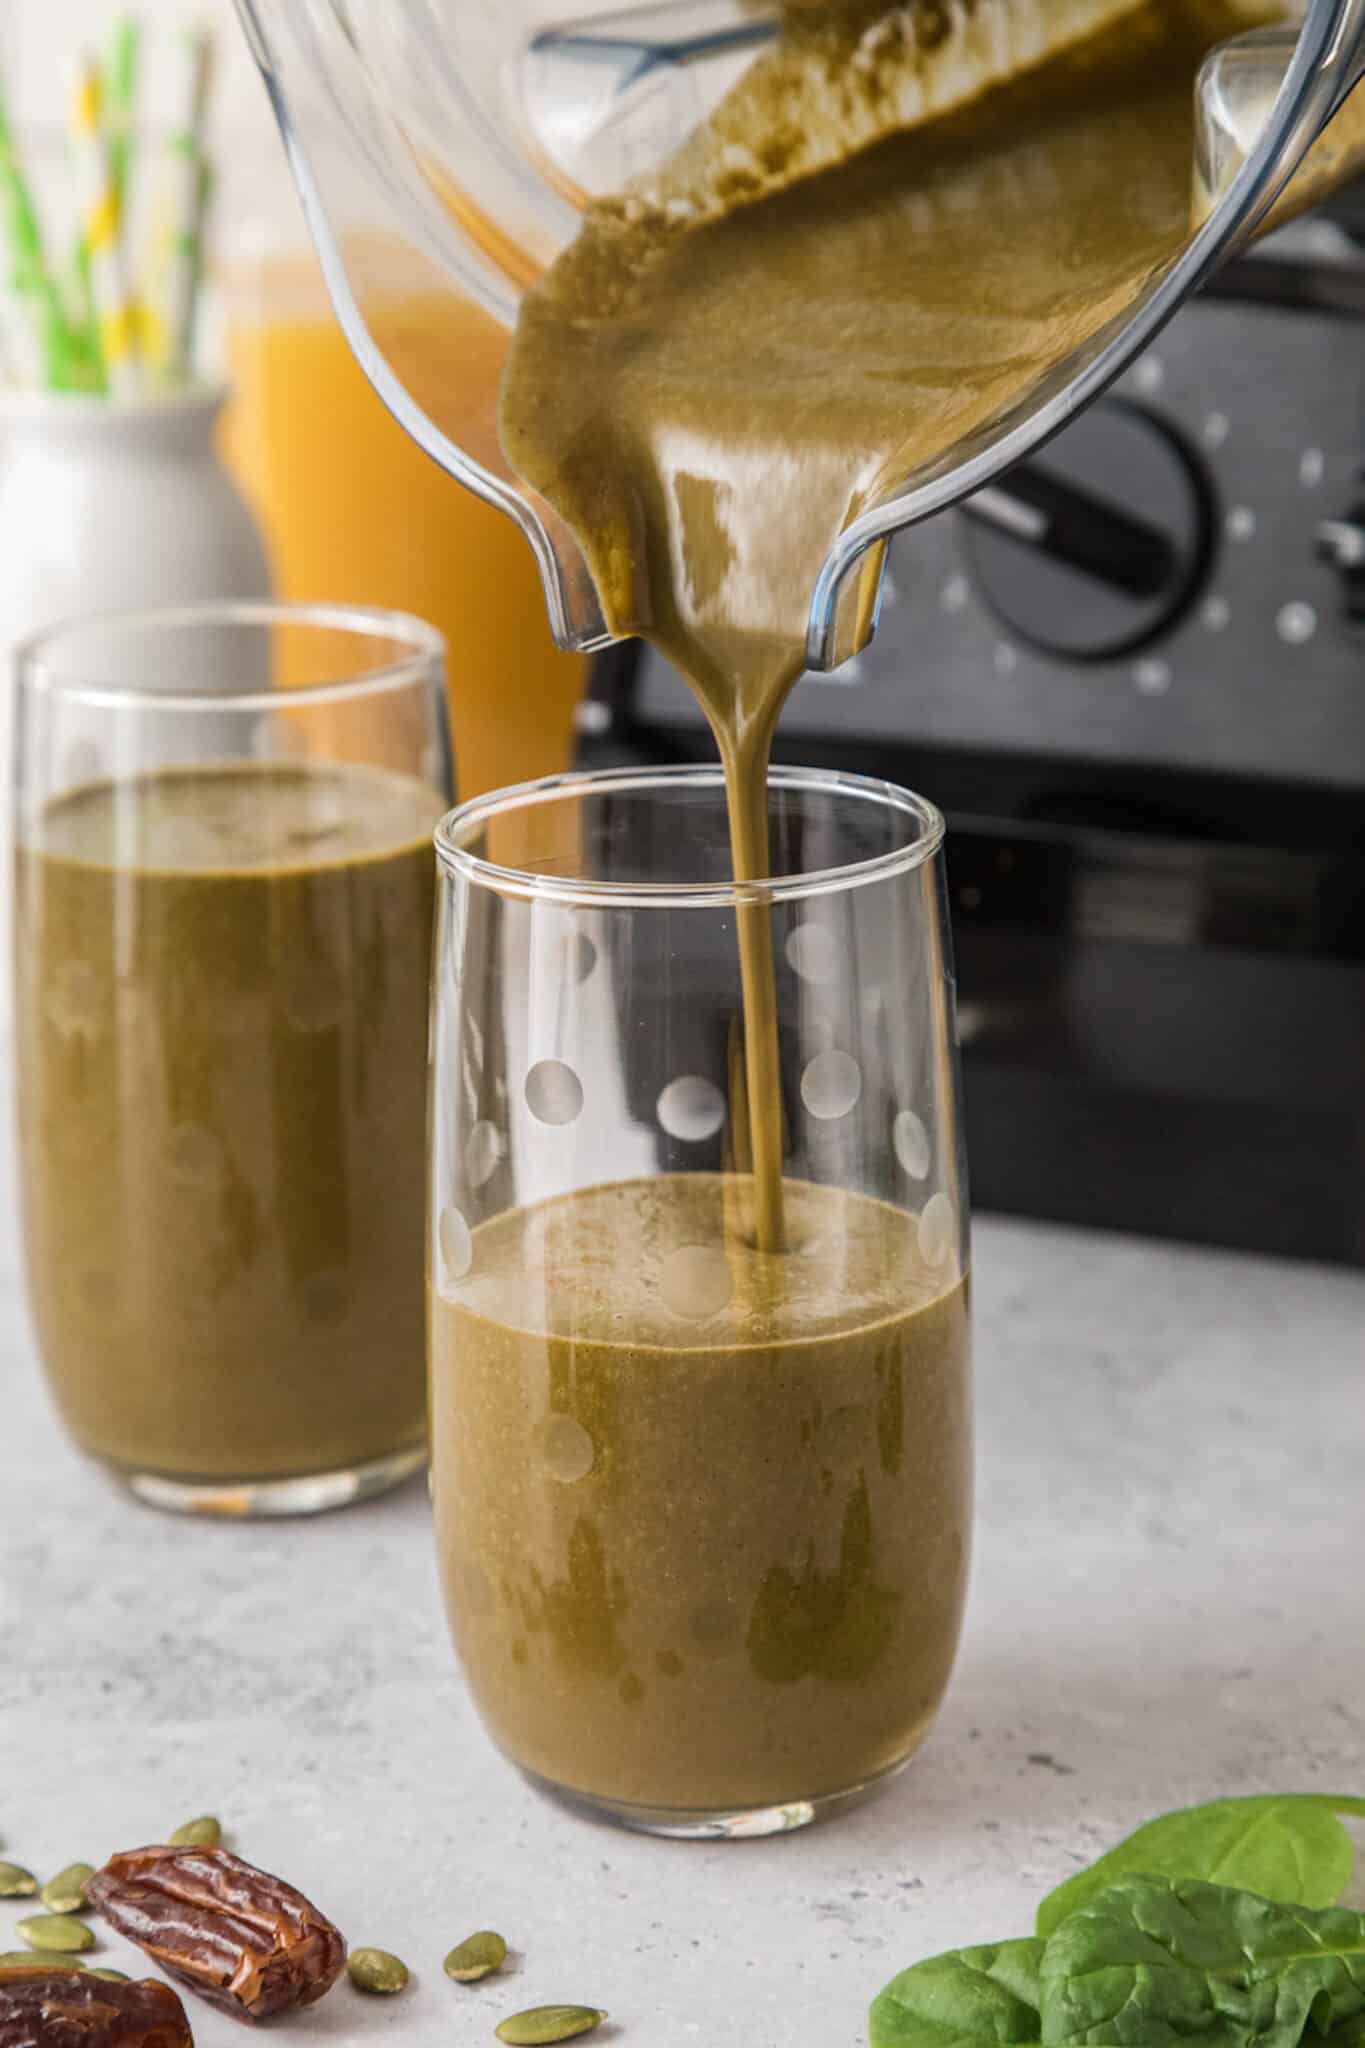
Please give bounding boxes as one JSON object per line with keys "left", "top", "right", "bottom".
{"left": 435, "top": 764, "right": 946, "bottom": 909}
{"left": 13, "top": 600, "right": 446, "bottom": 713}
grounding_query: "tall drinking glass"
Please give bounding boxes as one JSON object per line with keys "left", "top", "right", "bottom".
{"left": 429, "top": 765, "right": 972, "bottom": 1836}
{"left": 14, "top": 602, "right": 451, "bottom": 1517}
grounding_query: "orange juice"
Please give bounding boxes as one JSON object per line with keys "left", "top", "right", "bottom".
{"left": 221, "top": 258, "right": 587, "bottom": 802}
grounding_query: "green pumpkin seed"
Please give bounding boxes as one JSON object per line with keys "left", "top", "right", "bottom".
{"left": 445, "top": 1931, "right": 508, "bottom": 1983}
{"left": 0, "top": 1952, "right": 86, "bottom": 1972}
{"left": 40, "top": 1864, "right": 96, "bottom": 1914}
{"left": 88, "top": 1970, "right": 131, "bottom": 1983}
{"left": 168, "top": 1816, "right": 221, "bottom": 1848}
{"left": 347, "top": 1948, "right": 410, "bottom": 1995}
{"left": 0, "top": 1863, "right": 37, "bottom": 1898}
{"left": 494, "top": 2006, "right": 607, "bottom": 2045}
{"left": 16, "top": 1915, "right": 96, "bottom": 1955}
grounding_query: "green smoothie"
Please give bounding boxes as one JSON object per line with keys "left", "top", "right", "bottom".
{"left": 16, "top": 760, "right": 444, "bottom": 1487}
{"left": 431, "top": 1174, "right": 971, "bottom": 1817}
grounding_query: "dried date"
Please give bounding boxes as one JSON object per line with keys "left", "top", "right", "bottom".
{"left": 87, "top": 1848, "right": 345, "bottom": 2024}
{"left": 0, "top": 1965, "right": 192, "bottom": 2048}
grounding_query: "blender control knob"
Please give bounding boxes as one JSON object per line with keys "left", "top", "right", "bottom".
{"left": 960, "top": 399, "right": 1216, "bottom": 662}
{"left": 1316, "top": 509, "right": 1365, "bottom": 621}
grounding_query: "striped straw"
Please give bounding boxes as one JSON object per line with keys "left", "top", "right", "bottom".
{"left": 0, "top": 76, "right": 74, "bottom": 388}
{"left": 106, "top": 17, "right": 141, "bottom": 224}
{"left": 70, "top": 54, "right": 142, "bottom": 394}
{"left": 65, "top": 15, "right": 141, "bottom": 376}
{"left": 151, "top": 27, "right": 214, "bottom": 384}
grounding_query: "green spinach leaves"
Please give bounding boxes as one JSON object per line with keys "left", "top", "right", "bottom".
{"left": 870, "top": 1939, "right": 1044, "bottom": 2048}
{"left": 872, "top": 1882, "right": 1365, "bottom": 2048}
{"left": 870, "top": 1795, "right": 1365, "bottom": 2048}
{"left": 1037, "top": 1798, "right": 1365, "bottom": 1936}
{"left": 1041, "top": 1879, "right": 1365, "bottom": 2048}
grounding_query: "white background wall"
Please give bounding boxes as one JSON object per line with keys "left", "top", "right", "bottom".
{"left": 1, "top": 0, "right": 296, "bottom": 227}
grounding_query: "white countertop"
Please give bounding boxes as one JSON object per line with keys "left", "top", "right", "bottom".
{"left": 2, "top": 1194, "right": 1363, "bottom": 2048}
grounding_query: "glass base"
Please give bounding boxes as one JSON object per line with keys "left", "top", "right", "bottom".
{"left": 116, "top": 1444, "right": 426, "bottom": 1518}
{"left": 518, "top": 1748, "right": 915, "bottom": 1839}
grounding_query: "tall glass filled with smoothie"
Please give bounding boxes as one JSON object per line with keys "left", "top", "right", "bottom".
{"left": 220, "top": 242, "right": 588, "bottom": 802}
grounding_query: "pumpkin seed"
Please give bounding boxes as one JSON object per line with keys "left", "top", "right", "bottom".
{"left": 445, "top": 1930, "right": 508, "bottom": 1983}
{"left": 41, "top": 1864, "right": 96, "bottom": 1914}
{"left": 16, "top": 1915, "right": 96, "bottom": 1955}
{"left": 0, "top": 1863, "right": 37, "bottom": 1898}
{"left": 0, "top": 1952, "right": 86, "bottom": 1971}
{"left": 88, "top": 1970, "right": 131, "bottom": 1983}
{"left": 347, "top": 1948, "right": 410, "bottom": 1995}
{"left": 494, "top": 2006, "right": 607, "bottom": 2045}
{"left": 168, "top": 1816, "right": 221, "bottom": 1848}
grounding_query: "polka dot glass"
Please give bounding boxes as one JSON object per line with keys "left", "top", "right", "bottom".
{"left": 430, "top": 765, "right": 972, "bottom": 1837}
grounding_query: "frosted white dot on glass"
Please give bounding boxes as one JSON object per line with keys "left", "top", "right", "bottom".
{"left": 1134, "top": 356, "right": 1164, "bottom": 396}
{"left": 659, "top": 1244, "right": 732, "bottom": 1319}
{"left": 438, "top": 1205, "right": 473, "bottom": 1286}
{"left": 657, "top": 1075, "right": 725, "bottom": 1143}
{"left": 1202, "top": 410, "right": 1229, "bottom": 447}
{"left": 465, "top": 1119, "right": 503, "bottom": 1188}
{"left": 1226, "top": 506, "right": 1256, "bottom": 542}
{"left": 993, "top": 642, "right": 1018, "bottom": 677}
{"left": 1134, "top": 658, "right": 1171, "bottom": 696}
{"left": 539, "top": 1415, "right": 596, "bottom": 1484}
{"left": 1276, "top": 602, "right": 1316, "bottom": 647}
{"left": 525, "top": 1059, "right": 584, "bottom": 1125}
{"left": 893, "top": 1109, "right": 932, "bottom": 1181}
{"left": 941, "top": 574, "right": 969, "bottom": 613}
{"left": 785, "top": 922, "right": 838, "bottom": 985}
{"left": 918, "top": 1192, "right": 956, "bottom": 1268}
{"left": 801, "top": 1049, "right": 862, "bottom": 1121}
{"left": 1299, "top": 447, "right": 1325, "bottom": 490}
{"left": 1201, "top": 596, "right": 1231, "bottom": 633}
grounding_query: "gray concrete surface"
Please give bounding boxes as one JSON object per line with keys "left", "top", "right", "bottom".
{"left": 3, "top": 1197, "right": 1363, "bottom": 2046}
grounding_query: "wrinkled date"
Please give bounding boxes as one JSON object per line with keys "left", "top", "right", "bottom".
{"left": 0, "top": 1965, "right": 192, "bottom": 2048}
{"left": 88, "top": 1849, "right": 345, "bottom": 2024}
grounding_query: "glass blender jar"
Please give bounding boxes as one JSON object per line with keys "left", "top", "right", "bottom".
{"left": 231, "top": 0, "right": 1365, "bottom": 665}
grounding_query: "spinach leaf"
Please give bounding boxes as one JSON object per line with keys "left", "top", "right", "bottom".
{"left": 1037, "top": 1797, "right": 1365, "bottom": 1936}
{"left": 1039, "top": 1876, "right": 1365, "bottom": 2048}
{"left": 870, "top": 1937, "right": 1046, "bottom": 2048}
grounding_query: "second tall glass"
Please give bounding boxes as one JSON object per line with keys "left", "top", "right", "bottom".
{"left": 429, "top": 765, "right": 972, "bottom": 1836}
{"left": 14, "top": 602, "right": 451, "bottom": 1516}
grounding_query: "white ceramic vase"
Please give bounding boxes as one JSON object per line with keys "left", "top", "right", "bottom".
{"left": 0, "top": 382, "right": 273, "bottom": 1025}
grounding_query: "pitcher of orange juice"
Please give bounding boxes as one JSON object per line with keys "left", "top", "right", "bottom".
{"left": 219, "top": 226, "right": 587, "bottom": 802}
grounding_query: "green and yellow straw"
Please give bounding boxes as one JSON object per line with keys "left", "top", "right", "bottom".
{"left": 64, "top": 15, "right": 141, "bottom": 379}
{"left": 70, "top": 55, "right": 142, "bottom": 393}
{"left": 106, "top": 17, "right": 141, "bottom": 223}
{"left": 0, "top": 74, "right": 83, "bottom": 389}
{"left": 149, "top": 27, "right": 214, "bottom": 384}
